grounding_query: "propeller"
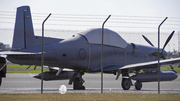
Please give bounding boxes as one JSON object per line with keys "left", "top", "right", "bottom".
{"left": 142, "top": 31, "right": 177, "bottom": 73}
{"left": 142, "top": 31, "right": 175, "bottom": 56}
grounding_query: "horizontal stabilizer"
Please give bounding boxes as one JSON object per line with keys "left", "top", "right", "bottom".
{"left": 0, "top": 51, "right": 41, "bottom": 55}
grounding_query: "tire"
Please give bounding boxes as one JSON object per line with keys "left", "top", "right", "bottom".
{"left": 121, "top": 78, "right": 131, "bottom": 90}
{"left": 73, "top": 77, "right": 85, "bottom": 90}
{"left": 73, "top": 78, "right": 81, "bottom": 90}
{"left": 134, "top": 81, "right": 142, "bottom": 90}
{"left": 81, "top": 86, "right": 85, "bottom": 90}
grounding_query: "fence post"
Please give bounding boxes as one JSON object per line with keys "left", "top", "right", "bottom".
{"left": 157, "top": 17, "right": 168, "bottom": 94}
{"left": 101, "top": 15, "right": 111, "bottom": 94}
{"left": 41, "top": 13, "right": 51, "bottom": 94}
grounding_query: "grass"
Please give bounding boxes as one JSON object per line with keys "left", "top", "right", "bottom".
{"left": 7, "top": 65, "right": 49, "bottom": 73}
{"left": 0, "top": 94, "right": 180, "bottom": 101}
{"left": 6, "top": 64, "right": 180, "bottom": 75}
{"left": 161, "top": 65, "right": 180, "bottom": 75}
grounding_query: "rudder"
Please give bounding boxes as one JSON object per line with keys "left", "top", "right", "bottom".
{"left": 12, "top": 6, "right": 35, "bottom": 50}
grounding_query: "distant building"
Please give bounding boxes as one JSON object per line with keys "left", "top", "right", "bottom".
{"left": 4, "top": 44, "right": 10, "bottom": 49}
{"left": 0, "top": 42, "right": 10, "bottom": 50}
{"left": 0, "top": 43, "right": 5, "bottom": 49}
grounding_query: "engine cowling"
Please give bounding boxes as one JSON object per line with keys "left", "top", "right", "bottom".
{"left": 131, "top": 71, "right": 178, "bottom": 82}
{"left": 34, "top": 71, "right": 74, "bottom": 81}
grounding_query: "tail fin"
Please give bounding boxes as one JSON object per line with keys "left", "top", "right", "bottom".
{"left": 12, "top": 6, "right": 35, "bottom": 50}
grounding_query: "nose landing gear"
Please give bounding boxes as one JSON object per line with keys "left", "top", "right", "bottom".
{"left": 69, "top": 71, "right": 85, "bottom": 90}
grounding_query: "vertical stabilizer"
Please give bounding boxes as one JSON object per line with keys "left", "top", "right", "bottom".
{"left": 12, "top": 6, "right": 35, "bottom": 49}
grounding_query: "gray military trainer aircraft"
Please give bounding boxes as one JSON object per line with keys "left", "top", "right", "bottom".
{"left": 0, "top": 6, "right": 179, "bottom": 90}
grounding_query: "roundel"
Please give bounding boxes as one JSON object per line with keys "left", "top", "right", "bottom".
{"left": 78, "top": 48, "right": 87, "bottom": 59}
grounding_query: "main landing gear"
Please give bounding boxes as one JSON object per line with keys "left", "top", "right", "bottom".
{"left": 69, "top": 71, "right": 85, "bottom": 90}
{"left": 121, "top": 78, "right": 142, "bottom": 90}
{"left": 121, "top": 71, "right": 142, "bottom": 90}
{"left": 121, "top": 78, "right": 131, "bottom": 90}
{"left": 134, "top": 80, "right": 142, "bottom": 90}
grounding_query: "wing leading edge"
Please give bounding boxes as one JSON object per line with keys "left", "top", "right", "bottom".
{"left": 120, "top": 57, "right": 180, "bottom": 71}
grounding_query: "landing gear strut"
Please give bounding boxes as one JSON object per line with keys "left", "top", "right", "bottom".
{"left": 69, "top": 71, "right": 85, "bottom": 90}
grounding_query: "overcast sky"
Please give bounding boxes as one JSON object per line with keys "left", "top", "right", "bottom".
{"left": 1, "top": 0, "right": 180, "bottom": 16}
{"left": 0, "top": 0, "right": 180, "bottom": 51}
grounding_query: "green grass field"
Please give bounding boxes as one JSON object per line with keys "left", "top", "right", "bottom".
{"left": 1, "top": 94, "right": 180, "bottom": 101}
{"left": 161, "top": 66, "right": 180, "bottom": 75}
{"left": 6, "top": 64, "right": 180, "bottom": 75}
{"left": 7, "top": 65, "right": 49, "bottom": 73}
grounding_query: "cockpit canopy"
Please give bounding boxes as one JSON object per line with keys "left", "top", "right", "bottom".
{"left": 79, "top": 28, "right": 128, "bottom": 49}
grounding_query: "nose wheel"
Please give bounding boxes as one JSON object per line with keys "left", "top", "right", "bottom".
{"left": 69, "top": 71, "right": 85, "bottom": 90}
{"left": 73, "top": 77, "right": 85, "bottom": 90}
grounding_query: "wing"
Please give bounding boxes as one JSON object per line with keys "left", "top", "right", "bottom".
{"left": 115, "top": 58, "right": 180, "bottom": 80}
{"left": 120, "top": 57, "right": 180, "bottom": 71}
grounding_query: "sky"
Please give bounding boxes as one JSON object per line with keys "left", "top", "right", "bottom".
{"left": 1, "top": 0, "right": 180, "bottom": 16}
{"left": 0, "top": 0, "right": 180, "bottom": 51}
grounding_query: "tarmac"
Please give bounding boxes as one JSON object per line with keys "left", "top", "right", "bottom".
{"left": 0, "top": 73, "right": 180, "bottom": 94}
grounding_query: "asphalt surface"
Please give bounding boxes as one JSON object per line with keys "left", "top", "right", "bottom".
{"left": 0, "top": 73, "right": 180, "bottom": 94}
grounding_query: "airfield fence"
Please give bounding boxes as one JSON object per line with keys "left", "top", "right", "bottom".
{"left": 0, "top": 11, "right": 180, "bottom": 94}
{"left": 1, "top": 11, "right": 180, "bottom": 51}
{"left": 0, "top": 28, "right": 180, "bottom": 94}
{"left": 0, "top": 28, "right": 179, "bottom": 52}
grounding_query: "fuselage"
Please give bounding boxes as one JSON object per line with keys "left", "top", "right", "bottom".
{"left": 7, "top": 33, "right": 162, "bottom": 73}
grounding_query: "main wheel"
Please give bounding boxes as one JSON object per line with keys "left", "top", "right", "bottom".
{"left": 121, "top": 78, "right": 131, "bottom": 90}
{"left": 134, "top": 81, "right": 142, "bottom": 90}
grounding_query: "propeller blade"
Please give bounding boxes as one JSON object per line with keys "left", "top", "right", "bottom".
{"left": 169, "top": 65, "right": 177, "bottom": 73}
{"left": 162, "top": 31, "right": 175, "bottom": 50}
{"left": 142, "top": 35, "right": 154, "bottom": 47}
